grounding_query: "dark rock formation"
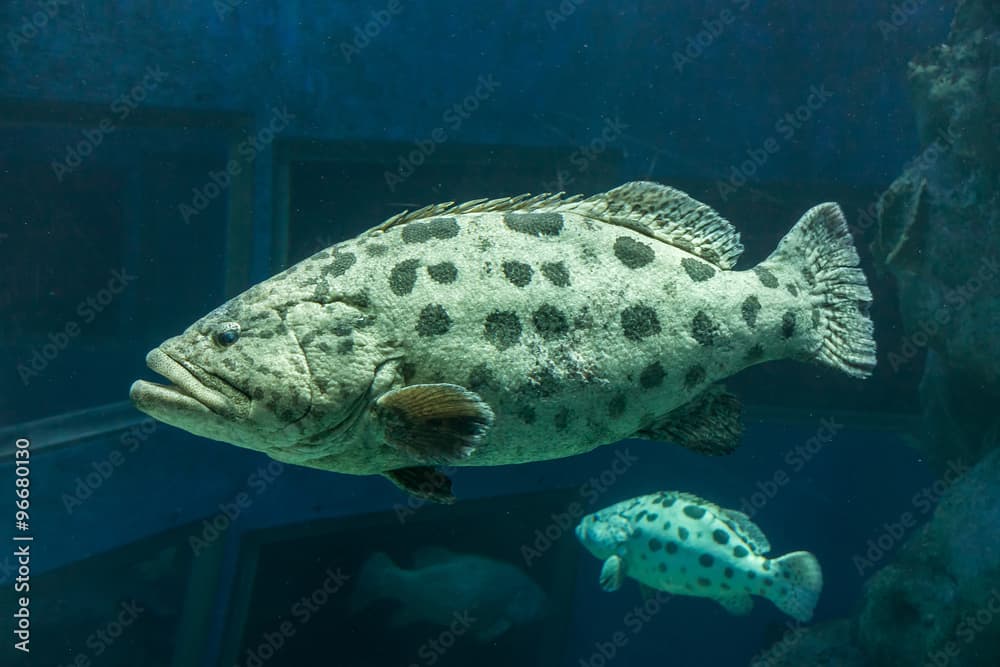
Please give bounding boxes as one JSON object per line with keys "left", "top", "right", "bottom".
{"left": 873, "top": 0, "right": 1000, "bottom": 470}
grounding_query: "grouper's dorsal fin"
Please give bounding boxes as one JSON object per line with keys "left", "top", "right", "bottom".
{"left": 574, "top": 181, "right": 744, "bottom": 269}
{"left": 376, "top": 192, "right": 584, "bottom": 231}
{"left": 668, "top": 491, "right": 725, "bottom": 517}
{"left": 721, "top": 509, "right": 771, "bottom": 555}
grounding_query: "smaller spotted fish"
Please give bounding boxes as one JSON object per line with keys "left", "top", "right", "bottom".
{"left": 576, "top": 491, "right": 823, "bottom": 622}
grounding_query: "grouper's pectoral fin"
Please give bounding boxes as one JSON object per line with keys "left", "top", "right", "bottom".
{"left": 374, "top": 383, "right": 495, "bottom": 464}
{"left": 636, "top": 384, "right": 743, "bottom": 456}
{"left": 600, "top": 555, "right": 626, "bottom": 592}
{"left": 383, "top": 466, "right": 456, "bottom": 504}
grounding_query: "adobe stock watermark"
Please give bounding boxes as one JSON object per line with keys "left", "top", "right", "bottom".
{"left": 237, "top": 566, "right": 350, "bottom": 667}
{"left": 545, "top": 0, "right": 586, "bottom": 30}
{"left": 339, "top": 0, "right": 405, "bottom": 63}
{"left": 737, "top": 417, "right": 843, "bottom": 520}
{"left": 715, "top": 82, "right": 834, "bottom": 202}
{"left": 877, "top": 0, "right": 929, "bottom": 40}
{"left": 578, "top": 590, "right": 673, "bottom": 667}
{"left": 61, "top": 418, "right": 158, "bottom": 514}
{"left": 179, "top": 106, "right": 294, "bottom": 223}
{"left": 520, "top": 448, "right": 638, "bottom": 568}
{"left": 852, "top": 458, "right": 969, "bottom": 577}
{"left": 851, "top": 124, "right": 961, "bottom": 240}
{"left": 407, "top": 609, "right": 477, "bottom": 667}
{"left": 925, "top": 589, "right": 1000, "bottom": 667}
{"left": 51, "top": 66, "right": 168, "bottom": 182}
{"left": 671, "top": 0, "right": 750, "bottom": 73}
{"left": 384, "top": 74, "right": 500, "bottom": 192}
{"left": 6, "top": 0, "right": 71, "bottom": 54}
{"left": 188, "top": 459, "right": 286, "bottom": 556}
{"left": 750, "top": 619, "right": 808, "bottom": 667}
{"left": 17, "top": 268, "right": 137, "bottom": 386}
{"left": 886, "top": 255, "right": 999, "bottom": 374}
{"left": 55, "top": 600, "right": 145, "bottom": 667}
{"left": 541, "top": 116, "right": 628, "bottom": 193}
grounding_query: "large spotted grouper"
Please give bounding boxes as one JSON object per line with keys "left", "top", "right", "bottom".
{"left": 575, "top": 491, "right": 823, "bottom": 622}
{"left": 130, "top": 181, "right": 876, "bottom": 502}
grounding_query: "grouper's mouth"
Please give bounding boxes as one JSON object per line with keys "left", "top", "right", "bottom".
{"left": 130, "top": 348, "right": 251, "bottom": 422}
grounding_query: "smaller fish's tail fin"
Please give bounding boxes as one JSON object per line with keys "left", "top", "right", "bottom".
{"left": 770, "top": 551, "right": 823, "bottom": 622}
{"left": 761, "top": 203, "right": 876, "bottom": 378}
{"left": 351, "top": 552, "right": 401, "bottom": 612}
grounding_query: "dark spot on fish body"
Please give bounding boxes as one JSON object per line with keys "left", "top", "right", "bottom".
{"left": 401, "top": 362, "right": 417, "bottom": 383}
{"left": 812, "top": 307, "right": 821, "bottom": 329}
{"left": 683, "top": 365, "right": 706, "bottom": 389}
{"left": 747, "top": 571, "right": 756, "bottom": 579}
{"left": 645, "top": 512, "right": 659, "bottom": 522}
{"left": 801, "top": 266, "right": 816, "bottom": 287}
{"left": 416, "top": 304, "right": 452, "bottom": 337}
{"left": 683, "top": 505, "right": 707, "bottom": 520}
{"left": 364, "top": 243, "right": 388, "bottom": 256}
{"left": 724, "top": 567, "right": 734, "bottom": 578}
{"left": 762, "top": 561, "right": 771, "bottom": 571}
{"left": 516, "top": 404, "right": 536, "bottom": 424}
{"left": 621, "top": 304, "right": 662, "bottom": 341}
{"left": 532, "top": 305, "right": 569, "bottom": 339}
{"left": 484, "top": 310, "right": 522, "bottom": 350}
{"left": 665, "top": 541, "right": 678, "bottom": 554}
{"left": 401, "top": 217, "right": 460, "bottom": 244}
{"left": 608, "top": 394, "right": 626, "bottom": 418}
{"left": 691, "top": 311, "right": 719, "bottom": 346}
{"left": 540, "top": 261, "right": 570, "bottom": 286}
{"left": 713, "top": 529, "right": 730, "bottom": 545}
{"left": 323, "top": 251, "right": 357, "bottom": 279}
{"left": 389, "top": 259, "right": 421, "bottom": 296}
{"left": 337, "top": 338, "right": 354, "bottom": 354}
{"left": 697, "top": 577, "right": 711, "bottom": 587}
{"left": 741, "top": 296, "right": 761, "bottom": 329}
{"left": 635, "top": 510, "right": 647, "bottom": 521}
{"left": 427, "top": 262, "right": 458, "bottom": 284}
{"left": 785, "top": 283, "right": 798, "bottom": 296}
{"left": 781, "top": 311, "right": 797, "bottom": 339}
{"left": 502, "top": 260, "right": 534, "bottom": 287}
{"left": 658, "top": 563, "right": 667, "bottom": 573}
{"left": 698, "top": 554, "right": 714, "bottom": 567}
{"left": 678, "top": 526, "right": 690, "bottom": 540}
{"left": 524, "top": 367, "right": 560, "bottom": 398}
{"left": 661, "top": 495, "right": 676, "bottom": 507}
{"left": 648, "top": 538, "right": 662, "bottom": 551}
{"left": 754, "top": 266, "right": 779, "bottom": 288}
{"left": 467, "top": 363, "right": 496, "bottom": 391}
{"left": 554, "top": 407, "right": 570, "bottom": 430}
{"left": 639, "top": 362, "right": 666, "bottom": 389}
{"left": 342, "top": 292, "right": 370, "bottom": 310}
{"left": 504, "top": 212, "right": 563, "bottom": 236}
{"left": 663, "top": 521, "right": 671, "bottom": 530}
{"left": 613, "top": 236, "right": 655, "bottom": 269}
{"left": 733, "top": 546, "right": 749, "bottom": 558}
{"left": 721, "top": 582, "right": 731, "bottom": 591}
{"left": 681, "top": 257, "right": 716, "bottom": 282}
{"left": 744, "top": 344, "right": 764, "bottom": 362}
{"left": 764, "top": 578, "right": 773, "bottom": 587}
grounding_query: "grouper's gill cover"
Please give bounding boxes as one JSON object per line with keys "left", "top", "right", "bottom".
{"left": 131, "top": 180, "right": 876, "bottom": 503}
{"left": 130, "top": 273, "right": 387, "bottom": 456}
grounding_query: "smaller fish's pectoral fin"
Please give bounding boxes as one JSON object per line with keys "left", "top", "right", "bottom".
{"left": 636, "top": 383, "right": 742, "bottom": 456}
{"left": 716, "top": 593, "right": 754, "bottom": 616}
{"left": 599, "top": 555, "right": 626, "bottom": 592}
{"left": 375, "top": 383, "right": 494, "bottom": 464}
{"left": 383, "top": 466, "right": 456, "bottom": 504}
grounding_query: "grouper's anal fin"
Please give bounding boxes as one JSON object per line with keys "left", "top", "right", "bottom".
{"left": 383, "top": 466, "right": 456, "bottom": 504}
{"left": 636, "top": 384, "right": 743, "bottom": 456}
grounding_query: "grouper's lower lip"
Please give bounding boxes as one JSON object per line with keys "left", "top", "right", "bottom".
{"left": 130, "top": 348, "right": 237, "bottom": 418}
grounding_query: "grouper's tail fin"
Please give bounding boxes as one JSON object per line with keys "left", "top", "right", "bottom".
{"left": 351, "top": 552, "right": 401, "bottom": 612}
{"left": 770, "top": 551, "right": 823, "bottom": 622}
{"left": 761, "top": 203, "right": 876, "bottom": 378}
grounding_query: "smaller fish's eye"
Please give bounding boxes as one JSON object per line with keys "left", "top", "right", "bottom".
{"left": 213, "top": 322, "right": 241, "bottom": 347}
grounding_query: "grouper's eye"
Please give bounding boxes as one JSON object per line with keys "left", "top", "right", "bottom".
{"left": 213, "top": 322, "right": 241, "bottom": 347}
